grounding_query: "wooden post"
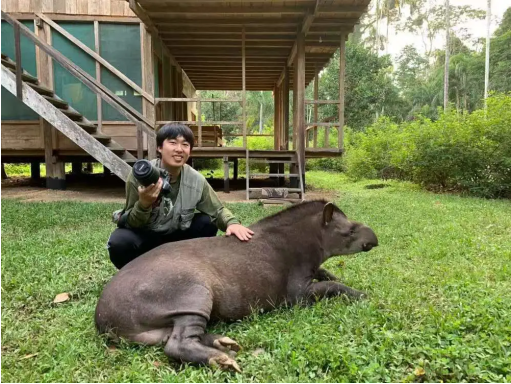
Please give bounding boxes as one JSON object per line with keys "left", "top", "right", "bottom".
{"left": 1, "top": 163, "right": 8, "bottom": 180}
{"left": 274, "top": 85, "right": 281, "bottom": 150}
{"left": 283, "top": 66, "right": 290, "bottom": 150}
{"left": 223, "top": 156, "right": 229, "bottom": 193}
{"left": 295, "top": 32, "right": 306, "bottom": 187}
{"left": 31, "top": 162, "right": 41, "bottom": 181}
{"left": 313, "top": 63, "right": 318, "bottom": 149}
{"left": 94, "top": 21, "right": 102, "bottom": 131}
{"left": 71, "top": 162, "right": 82, "bottom": 175}
{"left": 292, "top": 60, "right": 298, "bottom": 150}
{"left": 339, "top": 33, "right": 346, "bottom": 150}
{"left": 43, "top": 119, "right": 65, "bottom": 190}
{"left": 242, "top": 26, "right": 247, "bottom": 149}
{"left": 233, "top": 158, "right": 238, "bottom": 181}
{"left": 14, "top": 23, "right": 22, "bottom": 99}
{"left": 141, "top": 24, "right": 156, "bottom": 159}
{"left": 197, "top": 99, "right": 202, "bottom": 147}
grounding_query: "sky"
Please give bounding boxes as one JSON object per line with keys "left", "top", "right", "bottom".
{"left": 380, "top": 0, "right": 511, "bottom": 59}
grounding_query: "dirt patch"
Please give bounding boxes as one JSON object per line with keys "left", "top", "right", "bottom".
{"left": 1, "top": 175, "right": 339, "bottom": 204}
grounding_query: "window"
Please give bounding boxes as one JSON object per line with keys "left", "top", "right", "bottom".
{"left": 52, "top": 22, "right": 97, "bottom": 120}
{"left": 1, "top": 20, "right": 39, "bottom": 120}
{"left": 99, "top": 23, "right": 142, "bottom": 121}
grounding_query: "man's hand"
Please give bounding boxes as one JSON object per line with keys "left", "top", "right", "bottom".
{"left": 138, "top": 178, "right": 163, "bottom": 209}
{"left": 226, "top": 224, "right": 254, "bottom": 241}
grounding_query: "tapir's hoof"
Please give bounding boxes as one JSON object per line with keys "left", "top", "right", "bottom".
{"left": 213, "top": 337, "right": 241, "bottom": 353}
{"left": 209, "top": 354, "right": 242, "bottom": 373}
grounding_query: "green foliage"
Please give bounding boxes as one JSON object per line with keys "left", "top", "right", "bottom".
{"left": 343, "top": 93, "right": 511, "bottom": 198}
{"left": 316, "top": 45, "right": 405, "bottom": 131}
{"left": 2, "top": 176, "right": 511, "bottom": 382}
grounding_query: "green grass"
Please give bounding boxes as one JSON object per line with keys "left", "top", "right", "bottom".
{"left": 2, "top": 171, "right": 511, "bottom": 382}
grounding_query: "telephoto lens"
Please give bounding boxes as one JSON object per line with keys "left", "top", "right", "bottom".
{"left": 132, "top": 159, "right": 160, "bottom": 187}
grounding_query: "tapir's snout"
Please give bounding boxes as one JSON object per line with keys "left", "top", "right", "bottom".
{"left": 361, "top": 226, "right": 378, "bottom": 252}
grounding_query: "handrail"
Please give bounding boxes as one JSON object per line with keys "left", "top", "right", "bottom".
{"left": 1, "top": 11, "right": 155, "bottom": 139}
{"left": 37, "top": 13, "right": 154, "bottom": 104}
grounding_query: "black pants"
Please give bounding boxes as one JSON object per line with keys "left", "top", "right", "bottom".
{"left": 107, "top": 213, "right": 218, "bottom": 269}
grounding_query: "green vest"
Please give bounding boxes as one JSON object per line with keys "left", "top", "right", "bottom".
{"left": 115, "top": 160, "right": 205, "bottom": 235}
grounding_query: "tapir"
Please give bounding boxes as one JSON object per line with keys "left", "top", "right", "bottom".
{"left": 95, "top": 201, "right": 378, "bottom": 372}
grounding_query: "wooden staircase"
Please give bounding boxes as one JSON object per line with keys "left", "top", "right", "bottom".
{"left": 1, "top": 53, "right": 137, "bottom": 178}
{"left": 245, "top": 150, "right": 305, "bottom": 203}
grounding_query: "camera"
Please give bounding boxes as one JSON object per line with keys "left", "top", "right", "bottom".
{"left": 132, "top": 159, "right": 171, "bottom": 195}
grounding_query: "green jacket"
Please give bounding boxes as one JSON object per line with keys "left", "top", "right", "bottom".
{"left": 115, "top": 161, "right": 239, "bottom": 234}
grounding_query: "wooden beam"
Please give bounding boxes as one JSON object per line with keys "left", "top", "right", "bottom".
{"left": 274, "top": 85, "right": 280, "bottom": 150}
{"left": 1, "top": 65, "right": 132, "bottom": 181}
{"left": 242, "top": 26, "right": 247, "bottom": 149}
{"left": 140, "top": 23, "right": 157, "bottom": 159}
{"left": 144, "top": 6, "right": 312, "bottom": 15}
{"left": 94, "top": 20, "right": 102, "bottom": 132}
{"left": 37, "top": 13, "right": 154, "bottom": 104}
{"left": 14, "top": 23, "right": 22, "bottom": 99}
{"left": 283, "top": 66, "right": 290, "bottom": 149}
{"left": 295, "top": 32, "right": 306, "bottom": 183}
{"left": 313, "top": 63, "right": 318, "bottom": 149}
{"left": 339, "top": 32, "right": 346, "bottom": 151}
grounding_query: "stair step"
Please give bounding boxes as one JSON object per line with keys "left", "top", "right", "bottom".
{"left": 27, "top": 82, "right": 54, "bottom": 96}
{"left": 59, "top": 108, "right": 83, "bottom": 121}
{"left": 7, "top": 67, "right": 39, "bottom": 84}
{"left": 118, "top": 151, "right": 137, "bottom": 163}
{"left": 76, "top": 121, "right": 97, "bottom": 133}
{"left": 1, "top": 58, "right": 16, "bottom": 70}
{"left": 248, "top": 188, "right": 302, "bottom": 193}
{"left": 91, "top": 133, "right": 111, "bottom": 144}
{"left": 1, "top": 53, "right": 8, "bottom": 60}
{"left": 104, "top": 142, "right": 127, "bottom": 154}
{"left": 43, "top": 95, "right": 68, "bottom": 108}
{"left": 250, "top": 173, "right": 300, "bottom": 178}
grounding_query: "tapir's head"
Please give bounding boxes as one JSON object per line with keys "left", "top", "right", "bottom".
{"left": 320, "top": 202, "right": 378, "bottom": 261}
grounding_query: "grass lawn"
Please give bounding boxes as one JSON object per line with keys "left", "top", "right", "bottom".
{"left": 2, "top": 171, "right": 510, "bottom": 382}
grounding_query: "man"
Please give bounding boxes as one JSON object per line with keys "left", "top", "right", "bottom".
{"left": 107, "top": 123, "right": 254, "bottom": 269}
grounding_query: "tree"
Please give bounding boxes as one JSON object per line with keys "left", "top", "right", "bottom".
{"left": 444, "top": 0, "right": 450, "bottom": 111}
{"left": 317, "top": 43, "right": 405, "bottom": 131}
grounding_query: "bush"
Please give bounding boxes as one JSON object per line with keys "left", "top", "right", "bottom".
{"left": 342, "top": 93, "right": 511, "bottom": 198}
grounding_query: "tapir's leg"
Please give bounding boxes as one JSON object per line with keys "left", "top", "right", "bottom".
{"left": 314, "top": 268, "right": 339, "bottom": 282}
{"left": 163, "top": 315, "right": 241, "bottom": 373}
{"left": 305, "top": 281, "right": 367, "bottom": 301}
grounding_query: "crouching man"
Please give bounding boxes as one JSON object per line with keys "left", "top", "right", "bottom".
{"left": 107, "top": 123, "right": 253, "bottom": 269}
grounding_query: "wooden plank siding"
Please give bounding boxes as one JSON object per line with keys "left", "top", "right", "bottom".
{"left": 2, "top": 0, "right": 135, "bottom": 17}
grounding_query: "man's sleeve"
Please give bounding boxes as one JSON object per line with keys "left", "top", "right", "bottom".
{"left": 118, "top": 172, "right": 152, "bottom": 228}
{"left": 196, "top": 179, "right": 240, "bottom": 232}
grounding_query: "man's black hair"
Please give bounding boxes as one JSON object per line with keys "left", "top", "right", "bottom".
{"left": 156, "top": 123, "right": 195, "bottom": 150}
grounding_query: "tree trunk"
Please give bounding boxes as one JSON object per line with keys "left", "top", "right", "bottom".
{"left": 259, "top": 101, "right": 263, "bottom": 133}
{"left": 484, "top": 0, "right": 491, "bottom": 110}
{"left": 444, "top": 0, "right": 450, "bottom": 111}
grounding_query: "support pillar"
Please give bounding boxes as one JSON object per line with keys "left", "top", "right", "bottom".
{"left": 31, "top": 162, "right": 40, "bottom": 181}
{"left": 43, "top": 119, "right": 66, "bottom": 190}
{"left": 223, "top": 156, "right": 229, "bottom": 193}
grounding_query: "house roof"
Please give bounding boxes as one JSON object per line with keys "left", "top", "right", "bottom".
{"left": 136, "top": 0, "right": 370, "bottom": 90}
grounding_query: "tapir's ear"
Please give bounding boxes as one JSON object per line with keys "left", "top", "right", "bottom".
{"left": 323, "top": 202, "right": 335, "bottom": 225}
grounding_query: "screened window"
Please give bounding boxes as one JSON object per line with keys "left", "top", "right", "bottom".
{"left": 99, "top": 23, "right": 142, "bottom": 121}
{"left": 52, "top": 22, "right": 97, "bottom": 120}
{"left": 1, "top": 20, "right": 39, "bottom": 120}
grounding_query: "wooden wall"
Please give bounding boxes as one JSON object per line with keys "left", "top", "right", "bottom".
{"left": 1, "top": 0, "right": 135, "bottom": 17}
{"left": 1, "top": 0, "right": 199, "bottom": 156}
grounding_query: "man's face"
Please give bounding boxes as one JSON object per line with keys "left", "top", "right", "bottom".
{"left": 158, "top": 135, "right": 191, "bottom": 168}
